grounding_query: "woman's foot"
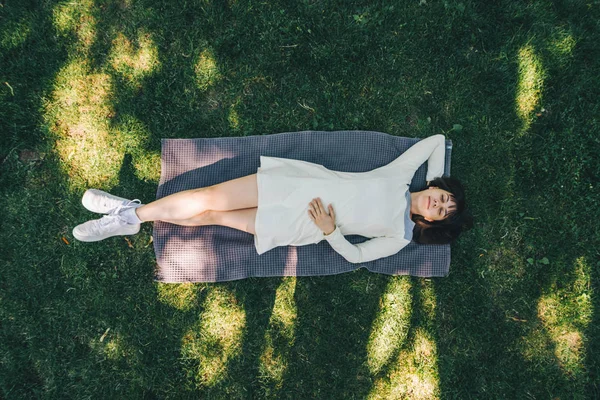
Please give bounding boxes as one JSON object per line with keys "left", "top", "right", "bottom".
{"left": 82, "top": 189, "right": 137, "bottom": 214}
{"left": 73, "top": 199, "right": 142, "bottom": 242}
{"left": 72, "top": 214, "right": 140, "bottom": 242}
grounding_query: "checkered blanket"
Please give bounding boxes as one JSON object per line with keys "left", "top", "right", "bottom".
{"left": 153, "top": 131, "right": 452, "bottom": 282}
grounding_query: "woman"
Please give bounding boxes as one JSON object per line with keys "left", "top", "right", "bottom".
{"left": 73, "top": 134, "right": 472, "bottom": 263}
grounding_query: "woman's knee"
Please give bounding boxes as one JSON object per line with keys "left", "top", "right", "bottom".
{"left": 192, "top": 186, "right": 216, "bottom": 212}
{"left": 188, "top": 209, "right": 214, "bottom": 226}
{"left": 200, "top": 174, "right": 258, "bottom": 211}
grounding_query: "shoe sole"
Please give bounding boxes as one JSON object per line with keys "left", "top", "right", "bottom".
{"left": 72, "top": 224, "right": 141, "bottom": 242}
{"left": 82, "top": 189, "right": 130, "bottom": 214}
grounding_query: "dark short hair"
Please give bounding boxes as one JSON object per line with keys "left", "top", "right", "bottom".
{"left": 411, "top": 176, "right": 473, "bottom": 245}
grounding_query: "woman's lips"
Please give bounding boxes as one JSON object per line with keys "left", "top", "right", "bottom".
{"left": 427, "top": 196, "right": 430, "bottom": 209}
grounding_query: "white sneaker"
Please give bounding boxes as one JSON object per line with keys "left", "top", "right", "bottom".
{"left": 73, "top": 201, "right": 141, "bottom": 242}
{"left": 82, "top": 189, "right": 134, "bottom": 214}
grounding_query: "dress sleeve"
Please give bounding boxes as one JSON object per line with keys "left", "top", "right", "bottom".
{"left": 322, "top": 227, "right": 410, "bottom": 264}
{"left": 387, "top": 134, "right": 447, "bottom": 181}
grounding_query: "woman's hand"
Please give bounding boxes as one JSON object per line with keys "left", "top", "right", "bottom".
{"left": 308, "top": 198, "right": 336, "bottom": 235}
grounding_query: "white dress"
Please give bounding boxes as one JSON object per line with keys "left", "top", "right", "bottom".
{"left": 254, "top": 134, "right": 447, "bottom": 263}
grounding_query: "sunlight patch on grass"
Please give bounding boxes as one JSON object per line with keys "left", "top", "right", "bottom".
{"left": 90, "top": 330, "right": 136, "bottom": 362}
{"left": 53, "top": 0, "right": 97, "bottom": 51}
{"left": 515, "top": 45, "right": 545, "bottom": 132}
{"left": 366, "top": 278, "right": 412, "bottom": 374}
{"left": 228, "top": 98, "right": 241, "bottom": 131}
{"left": 195, "top": 48, "right": 222, "bottom": 91}
{"left": 109, "top": 31, "right": 160, "bottom": 85}
{"left": 45, "top": 59, "right": 124, "bottom": 189}
{"left": 548, "top": 29, "right": 576, "bottom": 59}
{"left": 102, "top": 336, "right": 122, "bottom": 360}
{"left": 181, "top": 287, "right": 246, "bottom": 388}
{"left": 156, "top": 283, "right": 198, "bottom": 311}
{"left": 259, "top": 278, "right": 297, "bottom": 396}
{"left": 536, "top": 256, "right": 592, "bottom": 378}
{"left": 119, "top": 0, "right": 134, "bottom": 9}
{"left": 517, "top": 326, "right": 554, "bottom": 363}
{"left": 1, "top": 18, "right": 31, "bottom": 49}
{"left": 269, "top": 277, "right": 298, "bottom": 343}
{"left": 368, "top": 328, "right": 440, "bottom": 400}
{"left": 419, "top": 280, "right": 437, "bottom": 320}
{"left": 132, "top": 151, "right": 161, "bottom": 183}
{"left": 517, "top": 256, "right": 592, "bottom": 390}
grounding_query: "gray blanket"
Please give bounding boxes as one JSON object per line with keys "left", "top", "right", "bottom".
{"left": 153, "top": 131, "right": 453, "bottom": 282}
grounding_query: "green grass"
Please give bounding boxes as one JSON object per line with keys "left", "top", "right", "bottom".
{"left": 1, "top": 0, "right": 599, "bottom": 398}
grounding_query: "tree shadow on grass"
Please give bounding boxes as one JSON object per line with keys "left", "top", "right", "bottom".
{"left": 226, "top": 279, "right": 280, "bottom": 398}
{"left": 588, "top": 258, "right": 600, "bottom": 398}
{"left": 278, "top": 272, "right": 389, "bottom": 399}
{"left": 0, "top": 1, "right": 90, "bottom": 397}
{"left": 5, "top": 0, "right": 600, "bottom": 398}
{"left": 434, "top": 0, "right": 600, "bottom": 397}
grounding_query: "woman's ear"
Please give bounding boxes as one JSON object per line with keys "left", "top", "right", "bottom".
{"left": 424, "top": 217, "right": 434, "bottom": 222}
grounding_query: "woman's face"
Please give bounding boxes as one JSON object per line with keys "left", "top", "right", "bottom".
{"left": 417, "top": 187, "right": 457, "bottom": 222}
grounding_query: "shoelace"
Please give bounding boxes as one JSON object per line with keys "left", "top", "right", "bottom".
{"left": 108, "top": 199, "right": 142, "bottom": 217}
{"left": 88, "top": 199, "right": 142, "bottom": 233}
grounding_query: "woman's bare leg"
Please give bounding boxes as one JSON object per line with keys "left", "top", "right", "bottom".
{"left": 162, "top": 208, "right": 257, "bottom": 235}
{"left": 135, "top": 174, "right": 258, "bottom": 222}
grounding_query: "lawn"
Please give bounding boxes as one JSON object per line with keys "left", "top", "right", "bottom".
{"left": 1, "top": 0, "right": 599, "bottom": 398}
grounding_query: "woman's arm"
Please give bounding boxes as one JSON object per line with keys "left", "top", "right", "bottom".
{"left": 308, "top": 198, "right": 409, "bottom": 263}
{"left": 386, "top": 134, "right": 447, "bottom": 181}
{"left": 323, "top": 227, "right": 410, "bottom": 264}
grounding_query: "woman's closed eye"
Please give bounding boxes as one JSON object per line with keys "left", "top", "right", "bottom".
{"left": 440, "top": 196, "right": 448, "bottom": 217}
{"left": 442, "top": 195, "right": 446, "bottom": 216}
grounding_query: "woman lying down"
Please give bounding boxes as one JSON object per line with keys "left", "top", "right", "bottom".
{"left": 73, "top": 134, "right": 472, "bottom": 264}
